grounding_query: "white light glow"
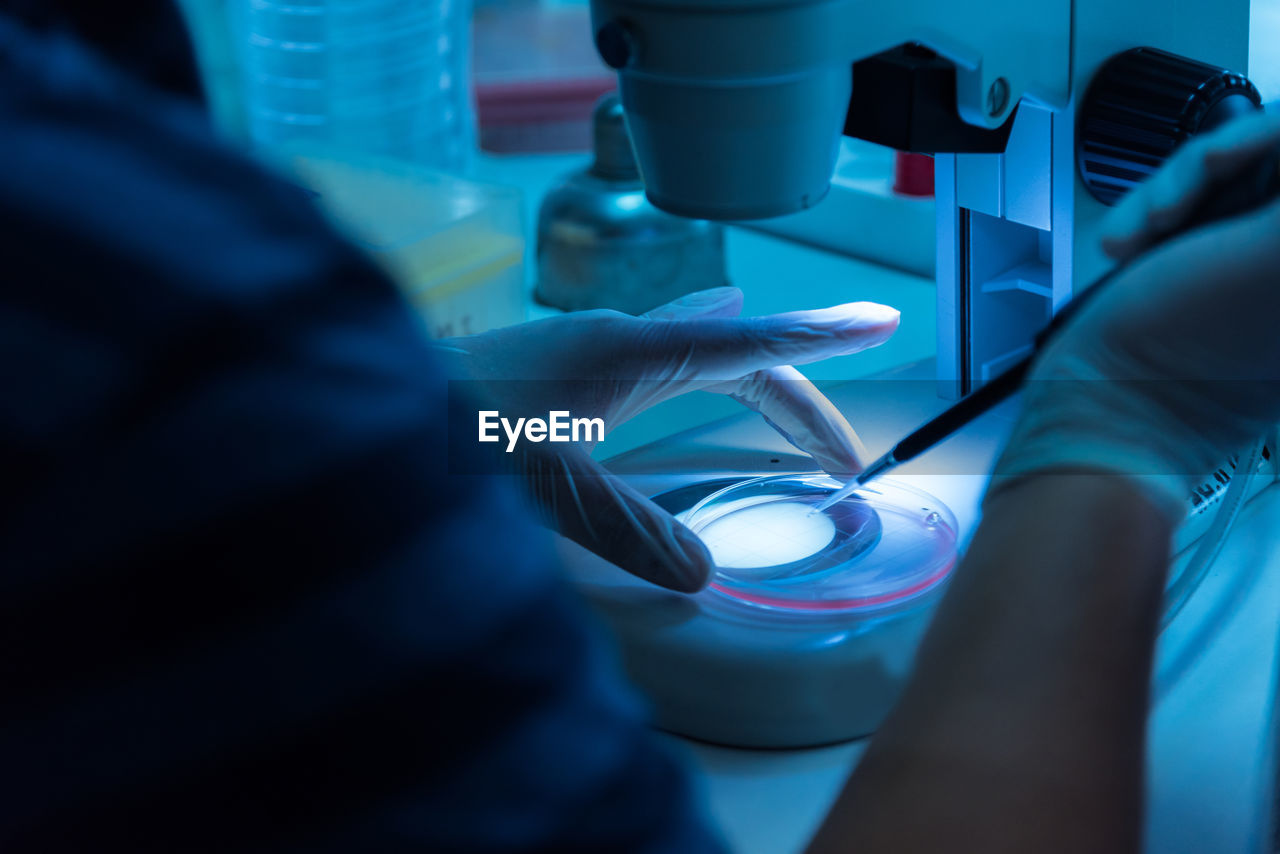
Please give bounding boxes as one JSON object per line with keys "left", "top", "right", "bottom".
{"left": 614, "top": 193, "right": 646, "bottom": 212}
{"left": 696, "top": 501, "right": 836, "bottom": 570}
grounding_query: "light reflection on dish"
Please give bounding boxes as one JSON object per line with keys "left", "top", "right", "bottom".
{"left": 697, "top": 500, "right": 837, "bottom": 569}
{"left": 684, "top": 475, "right": 958, "bottom": 614}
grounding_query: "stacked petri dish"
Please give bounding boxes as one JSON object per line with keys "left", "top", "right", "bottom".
{"left": 241, "top": 0, "right": 474, "bottom": 171}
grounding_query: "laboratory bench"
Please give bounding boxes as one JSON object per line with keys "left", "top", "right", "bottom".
{"left": 568, "top": 361, "right": 1280, "bottom": 854}
{"left": 475, "top": 149, "right": 1280, "bottom": 854}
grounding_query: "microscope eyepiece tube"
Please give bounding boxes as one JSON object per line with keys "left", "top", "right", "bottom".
{"left": 618, "top": 69, "right": 850, "bottom": 220}
{"left": 591, "top": 0, "right": 854, "bottom": 220}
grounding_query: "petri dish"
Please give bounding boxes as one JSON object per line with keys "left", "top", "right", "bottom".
{"left": 684, "top": 474, "right": 958, "bottom": 613}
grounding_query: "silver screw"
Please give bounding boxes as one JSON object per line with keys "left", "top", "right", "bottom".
{"left": 986, "top": 77, "right": 1010, "bottom": 117}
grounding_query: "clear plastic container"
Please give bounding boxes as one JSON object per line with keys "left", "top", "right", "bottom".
{"left": 281, "top": 150, "right": 524, "bottom": 337}
{"left": 239, "top": 0, "right": 475, "bottom": 172}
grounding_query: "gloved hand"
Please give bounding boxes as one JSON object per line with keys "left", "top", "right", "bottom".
{"left": 990, "top": 110, "right": 1280, "bottom": 518}
{"left": 438, "top": 286, "right": 900, "bottom": 591}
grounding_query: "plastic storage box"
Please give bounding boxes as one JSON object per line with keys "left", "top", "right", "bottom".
{"left": 282, "top": 152, "right": 525, "bottom": 337}
{"left": 240, "top": 0, "right": 475, "bottom": 173}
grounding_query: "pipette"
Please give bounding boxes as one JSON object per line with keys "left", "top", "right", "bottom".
{"left": 813, "top": 143, "right": 1280, "bottom": 515}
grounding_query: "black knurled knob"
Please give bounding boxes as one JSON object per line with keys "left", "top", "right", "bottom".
{"left": 1078, "top": 46, "right": 1260, "bottom": 205}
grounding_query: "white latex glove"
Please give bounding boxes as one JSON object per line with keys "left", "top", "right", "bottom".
{"left": 990, "top": 110, "right": 1280, "bottom": 519}
{"left": 439, "top": 286, "right": 900, "bottom": 591}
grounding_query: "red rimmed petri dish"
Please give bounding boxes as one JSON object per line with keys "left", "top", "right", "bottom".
{"left": 684, "top": 475, "right": 959, "bottom": 613}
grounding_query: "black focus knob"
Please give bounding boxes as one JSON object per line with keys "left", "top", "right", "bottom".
{"left": 595, "top": 21, "right": 635, "bottom": 70}
{"left": 1078, "top": 46, "right": 1260, "bottom": 205}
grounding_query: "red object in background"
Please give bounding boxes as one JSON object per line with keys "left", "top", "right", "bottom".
{"left": 893, "top": 152, "right": 935, "bottom": 197}
{"left": 472, "top": 2, "right": 617, "bottom": 154}
{"left": 476, "top": 78, "right": 616, "bottom": 153}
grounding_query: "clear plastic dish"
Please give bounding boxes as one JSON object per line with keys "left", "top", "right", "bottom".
{"left": 684, "top": 474, "right": 959, "bottom": 613}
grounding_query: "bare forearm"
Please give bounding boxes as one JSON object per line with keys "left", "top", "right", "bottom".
{"left": 809, "top": 474, "right": 1173, "bottom": 854}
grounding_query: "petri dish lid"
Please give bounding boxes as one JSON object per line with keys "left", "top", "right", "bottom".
{"left": 684, "top": 474, "right": 958, "bottom": 613}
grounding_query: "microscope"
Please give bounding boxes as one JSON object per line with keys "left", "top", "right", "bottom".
{"left": 565, "top": 4, "right": 1280, "bottom": 849}
{"left": 588, "top": 0, "right": 1256, "bottom": 396}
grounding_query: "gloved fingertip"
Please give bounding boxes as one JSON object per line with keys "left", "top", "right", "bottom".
{"left": 811, "top": 431, "right": 868, "bottom": 479}
{"left": 1099, "top": 232, "right": 1138, "bottom": 261}
{"left": 848, "top": 301, "right": 901, "bottom": 326}
{"left": 857, "top": 305, "right": 900, "bottom": 347}
{"left": 1098, "top": 206, "right": 1151, "bottom": 260}
{"left": 814, "top": 451, "right": 863, "bottom": 480}
{"left": 663, "top": 526, "right": 715, "bottom": 593}
{"left": 828, "top": 302, "right": 900, "bottom": 346}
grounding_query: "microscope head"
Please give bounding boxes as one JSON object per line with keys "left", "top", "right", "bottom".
{"left": 591, "top": 0, "right": 853, "bottom": 221}
{"left": 607, "top": 68, "right": 851, "bottom": 221}
{"left": 591, "top": 0, "right": 1054, "bottom": 221}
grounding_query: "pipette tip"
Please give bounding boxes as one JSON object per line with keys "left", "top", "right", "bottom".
{"left": 809, "top": 451, "right": 896, "bottom": 515}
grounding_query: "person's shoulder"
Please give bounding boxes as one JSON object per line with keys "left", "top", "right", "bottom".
{"left": 0, "top": 13, "right": 290, "bottom": 215}
{"left": 0, "top": 14, "right": 157, "bottom": 121}
{"left": 0, "top": 13, "right": 377, "bottom": 312}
